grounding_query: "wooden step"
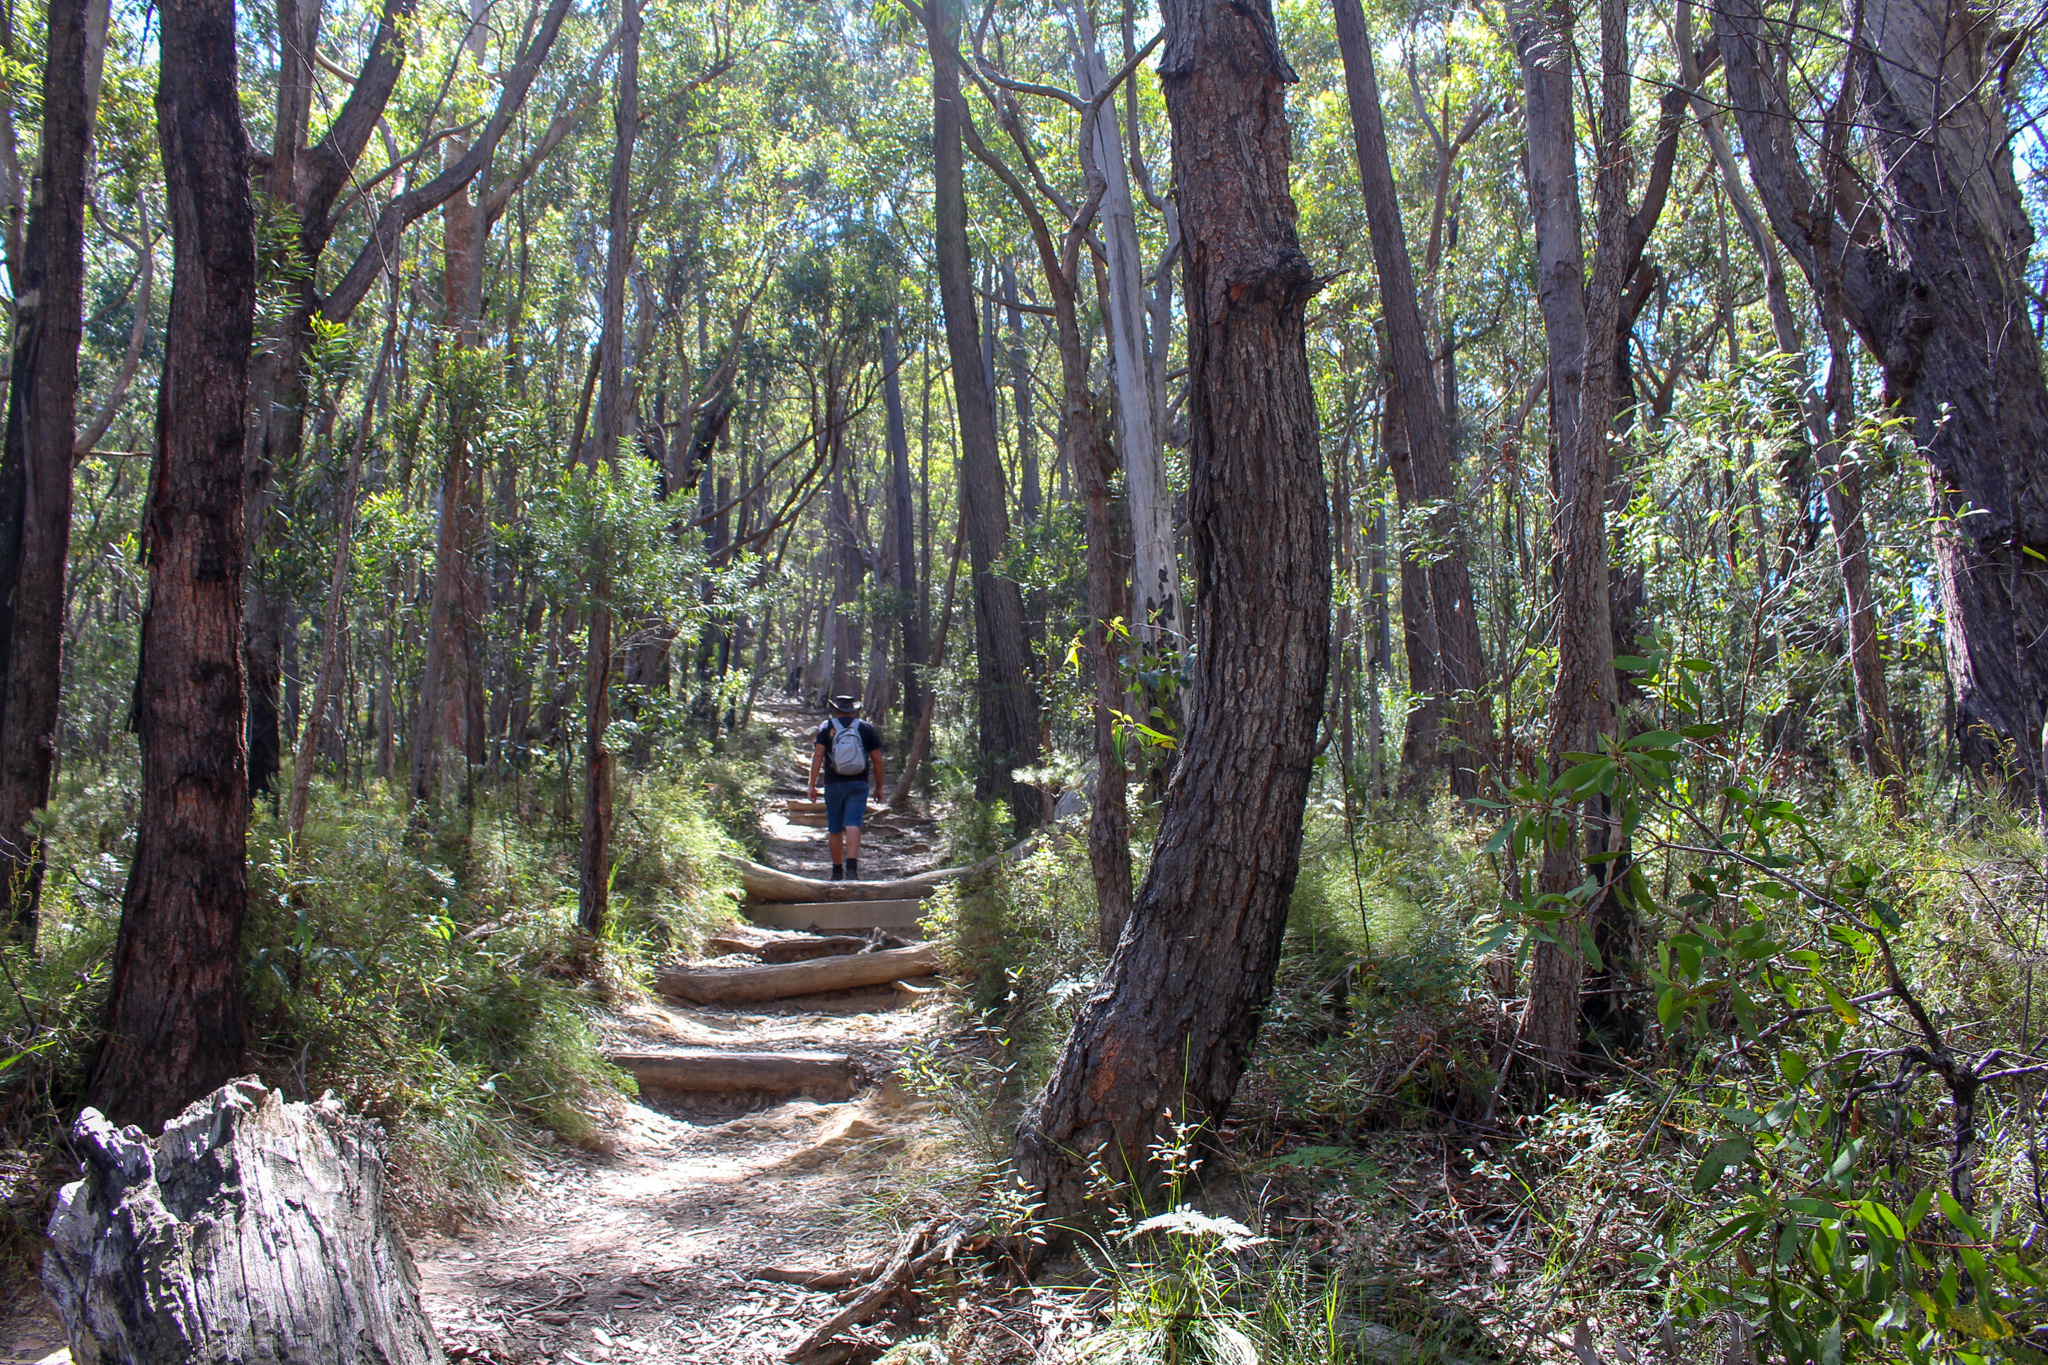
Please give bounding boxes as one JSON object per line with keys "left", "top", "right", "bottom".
{"left": 656, "top": 942, "right": 939, "bottom": 1003}
{"left": 610, "top": 1049, "right": 856, "bottom": 1100}
{"left": 745, "top": 899, "right": 925, "bottom": 932}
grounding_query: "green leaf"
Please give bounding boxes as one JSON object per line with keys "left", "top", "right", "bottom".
{"left": 1658, "top": 987, "right": 1687, "bottom": 1028}
{"left": 1820, "top": 979, "right": 1860, "bottom": 1025}
{"left": 1692, "top": 1136, "right": 1751, "bottom": 1193}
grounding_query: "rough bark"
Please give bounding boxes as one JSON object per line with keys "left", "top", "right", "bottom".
{"left": 919, "top": 0, "right": 1041, "bottom": 833}
{"left": 84, "top": 0, "right": 256, "bottom": 1129}
{"left": 0, "top": 0, "right": 90, "bottom": 942}
{"left": 1014, "top": 0, "right": 1328, "bottom": 1221}
{"left": 44, "top": 1080, "right": 443, "bottom": 1365}
{"left": 1719, "top": 0, "right": 2048, "bottom": 798}
{"left": 1381, "top": 392, "right": 1442, "bottom": 794}
{"left": 577, "top": 0, "right": 638, "bottom": 938}
{"left": 1332, "top": 0, "right": 1492, "bottom": 798}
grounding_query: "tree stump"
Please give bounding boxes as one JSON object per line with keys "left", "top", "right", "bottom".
{"left": 43, "top": 1077, "right": 444, "bottom": 1365}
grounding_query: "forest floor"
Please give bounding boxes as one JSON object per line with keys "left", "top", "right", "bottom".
{"left": 409, "top": 699, "right": 955, "bottom": 1364}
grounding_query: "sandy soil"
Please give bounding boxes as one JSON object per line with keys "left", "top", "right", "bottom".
{"left": 413, "top": 990, "right": 948, "bottom": 1364}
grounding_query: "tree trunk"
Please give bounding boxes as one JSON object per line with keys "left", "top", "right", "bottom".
{"left": 884, "top": 326, "right": 924, "bottom": 739}
{"left": 0, "top": 0, "right": 90, "bottom": 943}
{"left": 85, "top": 0, "right": 256, "bottom": 1130}
{"left": 1516, "top": 0, "right": 1628, "bottom": 1077}
{"left": 1332, "top": 0, "right": 1491, "bottom": 798}
{"left": 655, "top": 944, "right": 941, "bottom": 1005}
{"left": 1381, "top": 392, "right": 1442, "bottom": 794}
{"left": 288, "top": 323, "right": 394, "bottom": 839}
{"left": 45, "top": 1081, "right": 444, "bottom": 1365}
{"left": 919, "top": 0, "right": 1041, "bottom": 834}
{"left": 1000, "top": 261, "right": 1040, "bottom": 526}
{"left": 577, "top": 0, "right": 638, "bottom": 939}
{"left": 1014, "top": 0, "right": 1328, "bottom": 1224}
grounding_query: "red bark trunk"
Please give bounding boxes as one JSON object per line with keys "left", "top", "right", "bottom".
{"left": 86, "top": 0, "right": 257, "bottom": 1130}
{"left": 0, "top": 0, "right": 91, "bottom": 941}
{"left": 1014, "top": 0, "right": 1328, "bottom": 1223}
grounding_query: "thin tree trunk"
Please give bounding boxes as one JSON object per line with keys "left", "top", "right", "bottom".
{"left": 1332, "top": 0, "right": 1491, "bottom": 798}
{"left": 1517, "top": 0, "right": 1628, "bottom": 1078}
{"left": 86, "top": 0, "right": 256, "bottom": 1129}
{"left": 884, "top": 325, "right": 924, "bottom": 740}
{"left": 242, "top": 0, "right": 417, "bottom": 806}
{"left": 1015, "top": 0, "right": 1328, "bottom": 1224}
{"left": 577, "top": 0, "right": 638, "bottom": 939}
{"left": 288, "top": 318, "right": 394, "bottom": 839}
{"left": 0, "top": 0, "right": 91, "bottom": 942}
{"left": 919, "top": 0, "right": 1041, "bottom": 833}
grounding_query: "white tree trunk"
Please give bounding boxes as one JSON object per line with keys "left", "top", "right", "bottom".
{"left": 43, "top": 1079, "right": 444, "bottom": 1365}
{"left": 1073, "top": 3, "right": 1180, "bottom": 646}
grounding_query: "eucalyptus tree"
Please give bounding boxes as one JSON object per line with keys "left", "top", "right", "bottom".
{"left": 1715, "top": 0, "right": 2014, "bottom": 797}
{"left": 0, "top": 0, "right": 93, "bottom": 941}
{"left": 909, "top": 0, "right": 1043, "bottom": 835}
{"left": 1332, "top": 0, "right": 1491, "bottom": 800}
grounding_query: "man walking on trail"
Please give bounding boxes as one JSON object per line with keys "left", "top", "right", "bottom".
{"left": 808, "top": 695, "right": 884, "bottom": 881}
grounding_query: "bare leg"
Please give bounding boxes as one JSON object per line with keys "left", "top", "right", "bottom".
{"left": 844, "top": 826, "right": 862, "bottom": 862}
{"left": 829, "top": 831, "right": 845, "bottom": 863}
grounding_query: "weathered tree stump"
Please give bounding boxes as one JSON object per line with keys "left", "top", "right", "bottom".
{"left": 44, "top": 1077, "right": 444, "bottom": 1365}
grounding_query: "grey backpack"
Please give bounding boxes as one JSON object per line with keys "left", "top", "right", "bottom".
{"left": 829, "top": 720, "right": 865, "bottom": 776}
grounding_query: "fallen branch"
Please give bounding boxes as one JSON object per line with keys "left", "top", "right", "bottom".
{"left": 784, "top": 1213, "right": 989, "bottom": 1359}
{"left": 656, "top": 943, "right": 941, "bottom": 1004}
{"left": 784, "top": 1219, "right": 937, "bottom": 1359}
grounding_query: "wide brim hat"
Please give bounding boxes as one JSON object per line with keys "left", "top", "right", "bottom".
{"left": 828, "top": 695, "right": 862, "bottom": 712}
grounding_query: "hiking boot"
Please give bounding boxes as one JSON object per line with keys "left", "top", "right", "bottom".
{"left": 845, "top": 859, "right": 860, "bottom": 881}
{"left": 830, "top": 864, "right": 844, "bottom": 882}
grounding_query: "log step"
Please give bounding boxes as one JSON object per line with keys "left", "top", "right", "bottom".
{"left": 707, "top": 932, "right": 910, "bottom": 963}
{"left": 724, "top": 853, "right": 956, "bottom": 903}
{"left": 656, "top": 943, "right": 940, "bottom": 1004}
{"left": 611, "top": 1049, "right": 855, "bottom": 1100}
{"left": 746, "top": 899, "right": 924, "bottom": 932}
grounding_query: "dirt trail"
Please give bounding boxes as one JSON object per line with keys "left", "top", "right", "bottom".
{"left": 0, "top": 701, "right": 947, "bottom": 1364}
{"left": 411, "top": 699, "right": 951, "bottom": 1364}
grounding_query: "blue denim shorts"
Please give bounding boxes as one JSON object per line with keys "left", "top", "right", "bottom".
{"left": 823, "top": 780, "right": 868, "bottom": 833}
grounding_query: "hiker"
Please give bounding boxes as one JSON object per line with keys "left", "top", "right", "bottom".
{"left": 808, "top": 694, "right": 885, "bottom": 881}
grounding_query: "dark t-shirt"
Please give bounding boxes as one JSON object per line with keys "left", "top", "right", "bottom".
{"left": 815, "top": 718, "right": 882, "bottom": 782}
